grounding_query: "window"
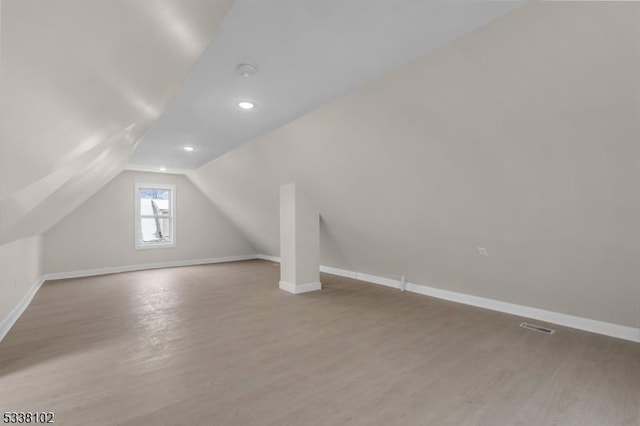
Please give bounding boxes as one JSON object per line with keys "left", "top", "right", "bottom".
{"left": 135, "top": 183, "right": 175, "bottom": 249}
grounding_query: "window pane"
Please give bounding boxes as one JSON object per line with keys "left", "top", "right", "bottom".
{"left": 141, "top": 217, "right": 172, "bottom": 243}
{"left": 136, "top": 186, "right": 173, "bottom": 248}
{"left": 139, "top": 189, "right": 170, "bottom": 216}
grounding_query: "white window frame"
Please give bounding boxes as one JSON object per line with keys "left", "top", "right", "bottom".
{"left": 135, "top": 183, "right": 176, "bottom": 250}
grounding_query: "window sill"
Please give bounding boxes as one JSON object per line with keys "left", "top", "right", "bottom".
{"left": 135, "top": 242, "right": 175, "bottom": 250}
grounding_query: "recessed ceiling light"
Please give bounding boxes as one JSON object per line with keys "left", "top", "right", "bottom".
{"left": 238, "top": 101, "right": 255, "bottom": 110}
{"left": 159, "top": 167, "right": 167, "bottom": 171}
{"left": 183, "top": 146, "right": 195, "bottom": 152}
{"left": 236, "top": 63, "right": 257, "bottom": 78}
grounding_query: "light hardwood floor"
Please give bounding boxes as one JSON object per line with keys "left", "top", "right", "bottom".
{"left": 0, "top": 260, "right": 638, "bottom": 425}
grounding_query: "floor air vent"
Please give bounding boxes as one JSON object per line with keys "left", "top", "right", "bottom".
{"left": 520, "top": 322, "right": 556, "bottom": 334}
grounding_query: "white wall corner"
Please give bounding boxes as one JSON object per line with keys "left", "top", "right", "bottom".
{"left": 0, "top": 276, "right": 45, "bottom": 342}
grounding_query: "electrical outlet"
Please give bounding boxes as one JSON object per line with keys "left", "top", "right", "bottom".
{"left": 477, "top": 247, "right": 489, "bottom": 257}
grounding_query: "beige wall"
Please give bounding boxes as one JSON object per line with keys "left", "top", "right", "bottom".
{"left": 0, "top": 236, "right": 42, "bottom": 327}
{"left": 43, "top": 171, "right": 255, "bottom": 273}
{"left": 190, "top": 2, "right": 640, "bottom": 328}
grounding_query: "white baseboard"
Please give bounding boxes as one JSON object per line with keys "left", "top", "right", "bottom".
{"left": 1, "top": 255, "right": 259, "bottom": 342}
{"left": 320, "top": 265, "right": 357, "bottom": 279}
{"left": 5, "top": 254, "right": 637, "bottom": 344}
{"left": 0, "top": 277, "right": 45, "bottom": 342}
{"left": 279, "top": 280, "right": 322, "bottom": 294}
{"left": 43, "top": 254, "right": 259, "bottom": 281}
{"left": 403, "top": 281, "right": 640, "bottom": 343}
{"left": 255, "top": 254, "right": 282, "bottom": 263}
{"left": 263, "top": 255, "right": 640, "bottom": 343}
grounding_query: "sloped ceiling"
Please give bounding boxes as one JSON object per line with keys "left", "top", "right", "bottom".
{"left": 130, "top": 0, "right": 523, "bottom": 170}
{"left": 189, "top": 2, "right": 640, "bottom": 327}
{"left": 0, "top": 0, "right": 232, "bottom": 244}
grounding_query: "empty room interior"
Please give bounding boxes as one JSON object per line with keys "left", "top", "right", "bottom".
{"left": 1, "top": 1, "right": 639, "bottom": 425}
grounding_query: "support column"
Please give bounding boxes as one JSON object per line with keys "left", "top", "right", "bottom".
{"left": 279, "top": 182, "right": 321, "bottom": 294}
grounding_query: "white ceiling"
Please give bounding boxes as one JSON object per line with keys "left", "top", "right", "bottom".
{"left": 130, "top": 0, "right": 524, "bottom": 171}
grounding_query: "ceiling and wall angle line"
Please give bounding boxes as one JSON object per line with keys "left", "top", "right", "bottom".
{"left": 1, "top": 0, "right": 639, "bottom": 342}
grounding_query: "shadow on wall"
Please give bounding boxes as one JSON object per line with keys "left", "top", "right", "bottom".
{"left": 320, "top": 215, "right": 352, "bottom": 271}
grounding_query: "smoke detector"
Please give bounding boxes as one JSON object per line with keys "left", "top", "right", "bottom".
{"left": 236, "top": 63, "right": 258, "bottom": 77}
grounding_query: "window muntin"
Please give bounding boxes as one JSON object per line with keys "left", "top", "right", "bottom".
{"left": 135, "top": 184, "right": 175, "bottom": 249}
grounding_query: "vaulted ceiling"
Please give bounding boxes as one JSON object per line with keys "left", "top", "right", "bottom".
{"left": 0, "top": 0, "right": 232, "bottom": 244}
{"left": 1, "top": 0, "right": 523, "bottom": 245}
{"left": 130, "top": 0, "right": 523, "bottom": 171}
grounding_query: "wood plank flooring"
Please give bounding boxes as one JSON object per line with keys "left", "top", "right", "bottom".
{"left": 0, "top": 260, "right": 638, "bottom": 425}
